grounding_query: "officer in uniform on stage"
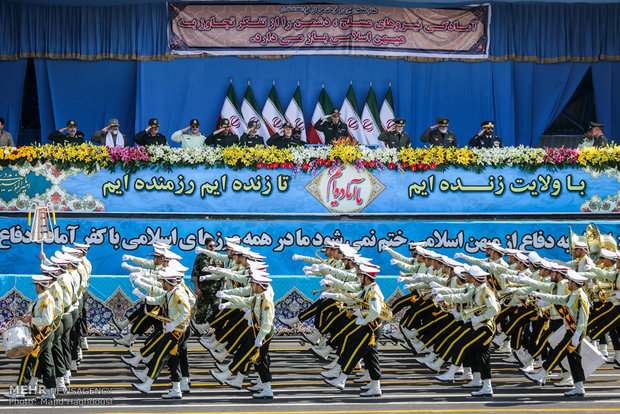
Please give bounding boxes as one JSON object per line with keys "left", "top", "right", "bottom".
{"left": 47, "top": 120, "right": 85, "bottom": 145}
{"left": 206, "top": 118, "right": 239, "bottom": 147}
{"left": 313, "top": 109, "right": 350, "bottom": 145}
{"left": 191, "top": 237, "right": 224, "bottom": 334}
{"left": 134, "top": 118, "right": 168, "bottom": 146}
{"left": 468, "top": 121, "right": 503, "bottom": 148}
{"left": 171, "top": 119, "right": 207, "bottom": 148}
{"left": 578, "top": 121, "right": 608, "bottom": 148}
{"left": 267, "top": 122, "right": 304, "bottom": 148}
{"left": 378, "top": 118, "right": 411, "bottom": 149}
{"left": 240, "top": 120, "right": 265, "bottom": 147}
{"left": 419, "top": 118, "right": 457, "bottom": 148}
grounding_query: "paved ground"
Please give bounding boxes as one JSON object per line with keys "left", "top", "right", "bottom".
{"left": 1, "top": 336, "right": 620, "bottom": 414}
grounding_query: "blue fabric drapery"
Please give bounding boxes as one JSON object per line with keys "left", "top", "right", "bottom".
{"left": 31, "top": 57, "right": 590, "bottom": 147}
{"left": 0, "top": 60, "right": 27, "bottom": 142}
{"left": 592, "top": 62, "right": 620, "bottom": 144}
{"left": 1, "top": 2, "right": 620, "bottom": 61}
{"left": 35, "top": 60, "right": 138, "bottom": 144}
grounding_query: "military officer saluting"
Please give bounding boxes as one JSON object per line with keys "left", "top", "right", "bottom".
{"left": 47, "top": 120, "right": 85, "bottom": 145}
{"left": 420, "top": 118, "right": 457, "bottom": 148}
{"left": 267, "top": 122, "right": 304, "bottom": 148}
{"left": 469, "top": 121, "right": 503, "bottom": 148}
{"left": 206, "top": 118, "right": 239, "bottom": 147}
{"left": 134, "top": 118, "right": 168, "bottom": 146}
{"left": 314, "top": 109, "right": 350, "bottom": 145}
{"left": 171, "top": 119, "right": 207, "bottom": 148}
{"left": 240, "top": 120, "right": 265, "bottom": 147}
{"left": 378, "top": 118, "right": 410, "bottom": 149}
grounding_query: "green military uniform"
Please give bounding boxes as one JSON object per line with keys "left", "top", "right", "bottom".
{"left": 191, "top": 253, "right": 224, "bottom": 323}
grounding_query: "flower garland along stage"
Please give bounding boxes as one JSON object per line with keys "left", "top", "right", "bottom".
{"left": 2, "top": 142, "right": 620, "bottom": 174}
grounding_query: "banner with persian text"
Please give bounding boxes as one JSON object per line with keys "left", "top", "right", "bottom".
{"left": 1, "top": 217, "right": 619, "bottom": 276}
{"left": 0, "top": 163, "right": 619, "bottom": 214}
{"left": 168, "top": 3, "right": 490, "bottom": 58}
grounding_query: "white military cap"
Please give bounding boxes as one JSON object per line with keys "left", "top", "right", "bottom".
{"left": 167, "top": 259, "right": 188, "bottom": 273}
{"left": 32, "top": 274, "right": 52, "bottom": 286}
{"left": 469, "top": 265, "right": 489, "bottom": 282}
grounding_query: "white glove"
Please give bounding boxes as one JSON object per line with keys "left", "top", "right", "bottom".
{"left": 353, "top": 309, "right": 362, "bottom": 317}
{"left": 530, "top": 291, "right": 543, "bottom": 298}
{"left": 397, "top": 276, "right": 405, "bottom": 283}
{"left": 122, "top": 254, "right": 129, "bottom": 261}
{"left": 537, "top": 299, "right": 546, "bottom": 307}
{"left": 216, "top": 291, "right": 224, "bottom": 298}
{"left": 199, "top": 275, "right": 208, "bottom": 282}
{"left": 390, "top": 258, "right": 397, "bottom": 265}
{"left": 516, "top": 274, "right": 528, "bottom": 283}
{"left": 194, "top": 247, "right": 207, "bottom": 254}
{"left": 500, "top": 273, "right": 508, "bottom": 279}
{"left": 450, "top": 308, "right": 460, "bottom": 320}
{"left": 218, "top": 304, "right": 226, "bottom": 310}
{"left": 302, "top": 266, "right": 313, "bottom": 273}
{"left": 431, "top": 287, "right": 438, "bottom": 295}
{"left": 320, "top": 292, "right": 335, "bottom": 299}
{"left": 429, "top": 281, "right": 440, "bottom": 288}
{"left": 506, "top": 287, "right": 516, "bottom": 294}
{"left": 292, "top": 254, "right": 303, "bottom": 261}
{"left": 571, "top": 331, "right": 581, "bottom": 347}
{"left": 583, "top": 265, "right": 592, "bottom": 271}
{"left": 132, "top": 288, "right": 145, "bottom": 298}
{"left": 317, "top": 263, "right": 330, "bottom": 271}
{"left": 121, "top": 262, "right": 130, "bottom": 270}
{"left": 404, "top": 284, "right": 414, "bottom": 291}
{"left": 588, "top": 279, "right": 594, "bottom": 289}
{"left": 319, "top": 279, "right": 330, "bottom": 287}
{"left": 129, "top": 272, "right": 138, "bottom": 282}
{"left": 202, "top": 265, "right": 216, "bottom": 272}
{"left": 245, "top": 309, "right": 252, "bottom": 326}
{"left": 471, "top": 315, "right": 480, "bottom": 324}
{"left": 488, "top": 262, "right": 497, "bottom": 270}
{"left": 435, "top": 294, "right": 445, "bottom": 302}
{"left": 165, "top": 322, "right": 175, "bottom": 333}
{"left": 355, "top": 317, "right": 364, "bottom": 325}
{"left": 454, "top": 252, "right": 465, "bottom": 259}
{"left": 254, "top": 338, "right": 263, "bottom": 347}
{"left": 615, "top": 292, "right": 620, "bottom": 300}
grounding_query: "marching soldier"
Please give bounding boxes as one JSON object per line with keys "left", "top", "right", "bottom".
{"left": 434, "top": 265, "right": 500, "bottom": 397}
{"left": 527, "top": 269, "right": 590, "bottom": 397}
{"left": 210, "top": 270, "right": 275, "bottom": 399}
{"left": 190, "top": 237, "right": 224, "bottom": 334}
{"left": 132, "top": 268, "right": 192, "bottom": 399}
{"left": 322, "top": 263, "right": 387, "bottom": 397}
{"left": 4, "top": 275, "right": 57, "bottom": 400}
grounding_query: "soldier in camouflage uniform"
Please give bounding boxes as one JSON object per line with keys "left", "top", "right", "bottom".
{"left": 191, "top": 238, "right": 224, "bottom": 334}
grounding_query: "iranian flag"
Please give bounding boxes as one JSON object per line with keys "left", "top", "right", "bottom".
{"left": 284, "top": 84, "right": 307, "bottom": 142}
{"left": 360, "top": 84, "right": 383, "bottom": 146}
{"left": 262, "top": 84, "right": 287, "bottom": 136}
{"left": 306, "top": 86, "right": 335, "bottom": 144}
{"left": 380, "top": 84, "right": 395, "bottom": 133}
{"left": 218, "top": 82, "right": 246, "bottom": 136}
{"left": 241, "top": 83, "right": 270, "bottom": 143}
{"left": 340, "top": 84, "right": 365, "bottom": 144}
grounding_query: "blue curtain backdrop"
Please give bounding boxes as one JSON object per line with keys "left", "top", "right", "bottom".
{"left": 35, "top": 60, "right": 138, "bottom": 143}
{"left": 0, "top": 60, "right": 27, "bottom": 141}
{"left": 592, "top": 62, "right": 620, "bottom": 145}
{"left": 29, "top": 57, "right": 590, "bottom": 147}
{"left": 2, "top": 2, "right": 620, "bottom": 61}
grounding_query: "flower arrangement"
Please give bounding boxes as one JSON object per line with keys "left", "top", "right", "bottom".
{"left": 1, "top": 143, "right": 619, "bottom": 174}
